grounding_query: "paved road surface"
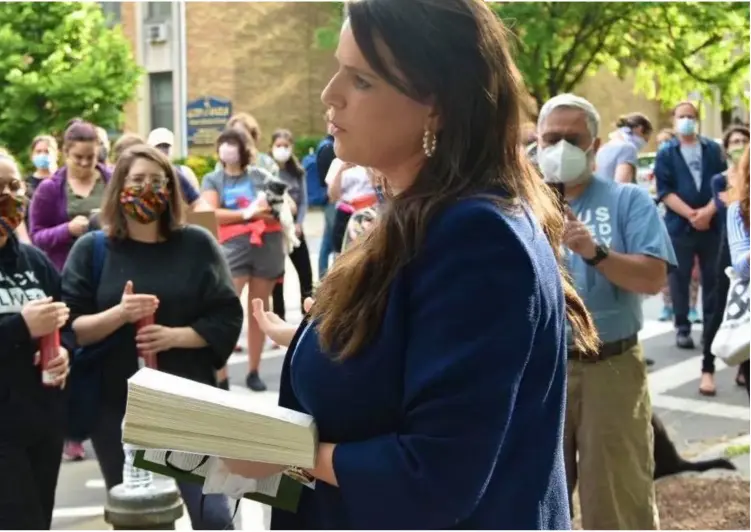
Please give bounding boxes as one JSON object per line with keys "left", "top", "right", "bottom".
{"left": 51, "top": 209, "right": 750, "bottom": 530}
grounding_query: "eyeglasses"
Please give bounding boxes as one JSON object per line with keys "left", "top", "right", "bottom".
{"left": 126, "top": 173, "right": 169, "bottom": 187}
{"left": 0, "top": 179, "right": 23, "bottom": 195}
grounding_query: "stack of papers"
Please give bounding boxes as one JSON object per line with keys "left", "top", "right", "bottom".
{"left": 123, "top": 368, "right": 318, "bottom": 469}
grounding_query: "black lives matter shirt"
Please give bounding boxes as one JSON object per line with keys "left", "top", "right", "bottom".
{"left": 0, "top": 237, "right": 66, "bottom": 440}
{"left": 61, "top": 226, "right": 243, "bottom": 414}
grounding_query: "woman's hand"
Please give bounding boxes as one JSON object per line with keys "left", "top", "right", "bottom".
{"left": 21, "top": 297, "right": 69, "bottom": 338}
{"left": 251, "top": 298, "right": 298, "bottom": 348}
{"left": 136, "top": 324, "right": 177, "bottom": 356}
{"left": 119, "top": 281, "right": 159, "bottom": 324}
{"left": 35, "top": 346, "right": 70, "bottom": 388}
{"left": 221, "top": 458, "right": 287, "bottom": 479}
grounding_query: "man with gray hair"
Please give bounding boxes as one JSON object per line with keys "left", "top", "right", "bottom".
{"left": 537, "top": 93, "right": 676, "bottom": 529}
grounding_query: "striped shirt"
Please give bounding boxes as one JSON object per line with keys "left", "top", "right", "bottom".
{"left": 726, "top": 201, "right": 750, "bottom": 280}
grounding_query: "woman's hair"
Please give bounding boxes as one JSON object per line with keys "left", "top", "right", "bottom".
{"left": 63, "top": 119, "right": 98, "bottom": 151}
{"left": 227, "top": 113, "right": 262, "bottom": 164}
{"left": 731, "top": 145, "right": 750, "bottom": 230}
{"left": 216, "top": 128, "right": 252, "bottom": 169}
{"left": 228, "top": 113, "right": 261, "bottom": 144}
{"left": 722, "top": 125, "right": 750, "bottom": 151}
{"left": 270, "top": 129, "right": 304, "bottom": 179}
{"left": 615, "top": 112, "right": 653, "bottom": 136}
{"left": 672, "top": 101, "right": 700, "bottom": 117}
{"left": 113, "top": 133, "right": 146, "bottom": 162}
{"left": 30, "top": 135, "right": 59, "bottom": 153}
{"left": 100, "top": 144, "right": 185, "bottom": 240}
{"left": 0, "top": 150, "right": 22, "bottom": 191}
{"left": 311, "top": 0, "right": 599, "bottom": 359}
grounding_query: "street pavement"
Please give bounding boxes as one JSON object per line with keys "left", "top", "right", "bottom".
{"left": 51, "top": 209, "right": 750, "bottom": 530}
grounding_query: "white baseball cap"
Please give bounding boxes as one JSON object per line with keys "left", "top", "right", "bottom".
{"left": 147, "top": 127, "right": 174, "bottom": 147}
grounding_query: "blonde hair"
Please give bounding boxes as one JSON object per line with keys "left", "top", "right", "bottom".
{"left": 30, "top": 135, "right": 59, "bottom": 153}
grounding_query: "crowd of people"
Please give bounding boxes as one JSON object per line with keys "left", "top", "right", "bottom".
{"left": 0, "top": 0, "right": 749, "bottom": 529}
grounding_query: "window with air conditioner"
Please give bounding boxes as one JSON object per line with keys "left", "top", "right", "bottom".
{"left": 150, "top": 72, "right": 174, "bottom": 132}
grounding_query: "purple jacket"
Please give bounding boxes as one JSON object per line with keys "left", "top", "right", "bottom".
{"left": 29, "top": 164, "right": 111, "bottom": 271}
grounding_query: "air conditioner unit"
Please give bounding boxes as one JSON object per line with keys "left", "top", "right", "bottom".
{"left": 147, "top": 23, "right": 169, "bottom": 44}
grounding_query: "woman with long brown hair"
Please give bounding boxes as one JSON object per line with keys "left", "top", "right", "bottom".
{"left": 223, "top": 0, "right": 597, "bottom": 528}
{"left": 726, "top": 144, "right": 750, "bottom": 393}
{"left": 61, "top": 144, "right": 242, "bottom": 528}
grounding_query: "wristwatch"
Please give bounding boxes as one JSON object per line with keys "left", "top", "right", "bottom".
{"left": 584, "top": 243, "right": 610, "bottom": 266}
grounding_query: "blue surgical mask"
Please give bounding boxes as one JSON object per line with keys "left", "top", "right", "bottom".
{"left": 631, "top": 135, "right": 647, "bottom": 152}
{"left": 620, "top": 127, "right": 645, "bottom": 152}
{"left": 676, "top": 118, "right": 697, "bottom": 136}
{"left": 32, "top": 153, "right": 51, "bottom": 170}
{"left": 658, "top": 141, "right": 670, "bottom": 152}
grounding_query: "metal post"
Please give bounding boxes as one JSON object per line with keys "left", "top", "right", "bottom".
{"left": 106, "top": 419, "right": 184, "bottom": 529}
{"left": 104, "top": 477, "right": 184, "bottom": 530}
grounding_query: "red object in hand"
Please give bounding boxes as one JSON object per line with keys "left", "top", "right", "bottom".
{"left": 136, "top": 314, "right": 158, "bottom": 369}
{"left": 40, "top": 329, "right": 60, "bottom": 387}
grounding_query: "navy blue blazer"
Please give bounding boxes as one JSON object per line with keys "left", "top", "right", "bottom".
{"left": 654, "top": 136, "right": 727, "bottom": 236}
{"left": 271, "top": 197, "right": 570, "bottom": 530}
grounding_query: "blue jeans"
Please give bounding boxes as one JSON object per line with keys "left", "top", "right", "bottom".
{"left": 178, "top": 481, "right": 236, "bottom": 530}
{"left": 318, "top": 203, "right": 337, "bottom": 279}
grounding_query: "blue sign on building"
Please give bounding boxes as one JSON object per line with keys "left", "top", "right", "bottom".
{"left": 186, "top": 96, "right": 232, "bottom": 147}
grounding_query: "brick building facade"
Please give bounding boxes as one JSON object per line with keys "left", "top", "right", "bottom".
{"left": 113, "top": 2, "right": 739, "bottom": 157}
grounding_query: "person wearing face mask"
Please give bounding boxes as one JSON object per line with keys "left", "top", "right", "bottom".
{"left": 538, "top": 94, "right": 676, "bottom": 530}
{"left": 215, "top": 113, "right": 280, "bottom": 178}
{"left": 30, "top": 120, "right": 111, "bottom": 272}
{"left": 654, "top": 101, "right": 727, "bottom": 350}
{"left": 654, "top": 127, "right": 702, "bottom": 325}
{"left": 26, "top": 135, "right": 59, "bottom": 202}
{"left": 0, "top": 153, "right": 72, "bottom": 529}
{"left": 146, "top": 128, "right": 201, "bottom": 193}
{"left": 201, "top": 128, "right": 286, "bottom": 393}
{"left": 61, "top": 144, "right": 243, "bottom": 530}
{"left": 699, "top": 125, "right": 751, "bottom": 395}
{"left": 595, "top": 112, "right": 653, "bottom": 184}
{"left": 268, "top": 129, "right": 313, "bottom": 324}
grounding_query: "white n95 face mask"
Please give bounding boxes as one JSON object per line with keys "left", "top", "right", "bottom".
{"left": 538, "top": 140, "right": 590, "bottom": 184}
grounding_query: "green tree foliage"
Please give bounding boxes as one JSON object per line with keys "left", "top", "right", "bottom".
{"left": 0, "top": 2, "right": 141, "bottom": 157}
{"left": 315, "top": 2, "right": 749, "bottom": 117}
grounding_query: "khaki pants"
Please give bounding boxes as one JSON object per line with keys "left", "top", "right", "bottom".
{"left": 565, "top": 343, "right": 660, "bottom": 530}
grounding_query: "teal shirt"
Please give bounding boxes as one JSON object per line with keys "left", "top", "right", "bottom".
{"left": 565, "top": 176, "right": 677, "bottom": 343}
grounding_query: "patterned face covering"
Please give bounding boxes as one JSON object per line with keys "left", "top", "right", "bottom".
{"left": 120, "top": 184, "right": 169, "bottom": 224}
{"left": 0, "top": 193, "right": 26, "bottom": 237}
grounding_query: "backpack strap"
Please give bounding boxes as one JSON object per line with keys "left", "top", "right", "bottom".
{"left": 91, "top": 230, "right": 107, "bottom": 287}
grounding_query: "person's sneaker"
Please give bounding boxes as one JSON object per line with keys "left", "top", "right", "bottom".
{"left": 658, "top": 306, "right": 673, "bottom": 322}
{"left": 217, "top": 378, "right": 230, "bottom": 391}
{"left": 676, "top": 332, "right": 695, "bottom": 349}
{"left": 246, "top": 371, "right": 267, "bottom": 392}
{"left": 63, "top": 441, "right": 86, "bottom": 461}
{"left": 688, "top": 308, "right": 702, "bottom": 324}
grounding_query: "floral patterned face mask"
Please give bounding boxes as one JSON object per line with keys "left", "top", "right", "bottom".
{"left": 0, "top": 193, "right": 26, "bottom": 237}
{"left": 120, "top": 184, "right": 169, "bottom": 224}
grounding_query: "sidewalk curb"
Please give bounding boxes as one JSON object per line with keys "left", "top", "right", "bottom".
{"left": 694, "top": 434, "right": 750, "bottom": 461}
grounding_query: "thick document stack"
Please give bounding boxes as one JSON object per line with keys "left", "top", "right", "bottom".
{"left": 123, "top": 368, "right": 318, "bottom": 468}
